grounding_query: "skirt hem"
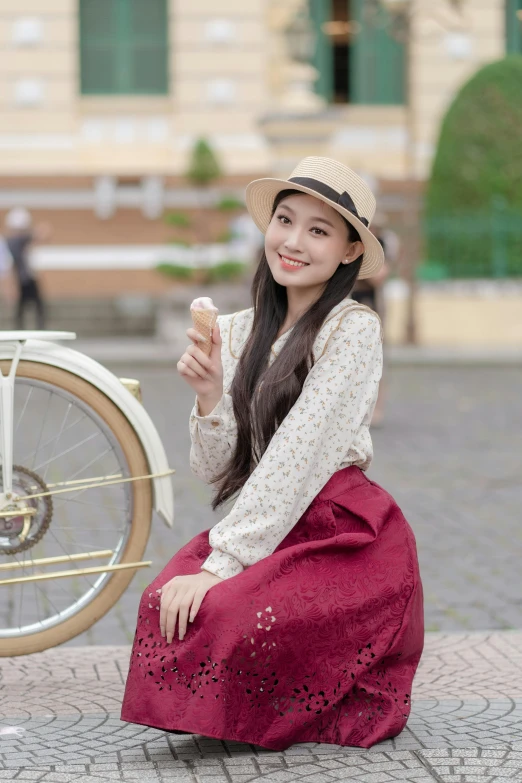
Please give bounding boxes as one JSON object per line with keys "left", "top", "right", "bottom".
{"left": 119, "top": 712, "right": 393, "bottom": 752}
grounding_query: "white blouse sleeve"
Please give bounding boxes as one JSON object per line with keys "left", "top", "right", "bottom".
{"left": 189, "top": 393, "right": 237, "bottom": 483}
{"left": 189, "top": 314, "right": 238, "bottom": 484}
{"left": 201, "top": 310, "right": 383, "bottom": 580}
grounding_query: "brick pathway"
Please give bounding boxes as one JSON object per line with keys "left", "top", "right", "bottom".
{"left": 1, "top": 633, "right": 522, "bottom": 781}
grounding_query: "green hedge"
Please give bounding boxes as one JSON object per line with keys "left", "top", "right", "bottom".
{"left": 424, "top": 56, "right": 522, "bottom": 278}
{"left": 157, "top": 261, "right": 247, "bottom": 283}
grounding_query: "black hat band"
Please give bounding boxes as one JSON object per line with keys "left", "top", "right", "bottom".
{"left": 288, "top": 176, "right": 369, "bottom": 228}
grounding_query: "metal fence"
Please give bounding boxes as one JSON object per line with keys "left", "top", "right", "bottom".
{"left": 421, "top": 204, "right": 522, "bottom": 280}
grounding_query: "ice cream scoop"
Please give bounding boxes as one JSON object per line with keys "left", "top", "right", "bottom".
{"left": 190, "top": 297, "right": 219, "bottom": 356}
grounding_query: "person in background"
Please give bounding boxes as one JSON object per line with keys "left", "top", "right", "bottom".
{"left": 4, "top": 208, "right": 50, "bottom": 330}
{"left": 229, "top": 211, "right": 265, "bottom": 264}
{"left": 351, "top": 215, "right": 399, "bottom": 427}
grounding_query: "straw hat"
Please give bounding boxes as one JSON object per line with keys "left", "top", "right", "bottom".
{"left": 245, "top": 156, "right": 384, "bottom": 279}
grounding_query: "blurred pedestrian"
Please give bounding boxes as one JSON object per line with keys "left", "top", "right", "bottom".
{"left": 4, "top": 208, "right": 50, "bottom": 330}
{"left": 229, "top": 212, "right": 264, "bottom": 264}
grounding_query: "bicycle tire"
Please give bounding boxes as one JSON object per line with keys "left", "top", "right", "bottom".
{"left": 0, "top": 360, "right": 152, "bottom": 657}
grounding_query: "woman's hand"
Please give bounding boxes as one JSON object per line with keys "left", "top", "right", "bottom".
{"left": 159, "top": 571, "right": 223, "bottom": 643}
{"left": 177, "top": 323, "right": 224, "bottom": 410}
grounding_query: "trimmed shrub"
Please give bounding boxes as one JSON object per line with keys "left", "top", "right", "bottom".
{"left": 165, "top": 212, "right": 191, "bottom": 228}
{"left": 156, "top": 261, "right": 247, "bottom": 284}
{"left": 216, "top": 195, "right": 245, "bottom": 211}
{"left": 156, "top": 263, "right": 193, "bottom": 280}
{"left": 187, "top": 138, "right": 222, "bottom": 186}
{"left": 205, "top": 261, "right": 247, "bottom": 283}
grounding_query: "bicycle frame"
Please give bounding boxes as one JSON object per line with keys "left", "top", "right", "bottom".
{"left": 0, "top": 332, "right": 174, "bottom": 527}
{"left": 0, "top": 340, "right": 23, "bottom": 497}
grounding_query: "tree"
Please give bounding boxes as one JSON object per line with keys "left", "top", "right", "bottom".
{"left": 187, "top": 138, "right": 222, "bottom": 186}
{"left": 425, "top": 56, "right": 522, "bottom": 278}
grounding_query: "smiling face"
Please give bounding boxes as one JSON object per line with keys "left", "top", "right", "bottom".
{"left": 264, "top": 192, "right": 364, "bottom": 298}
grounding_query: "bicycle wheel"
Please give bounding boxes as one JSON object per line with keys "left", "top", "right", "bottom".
{"left": 0, "top": 361, "right": 152, "bottom": 656}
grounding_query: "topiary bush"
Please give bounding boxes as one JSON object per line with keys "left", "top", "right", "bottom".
{"left": 187, "top": 138, "right": 222, "bottom": 186}
{"left": 424, "top": 56, "right": 522, "bottom": 279}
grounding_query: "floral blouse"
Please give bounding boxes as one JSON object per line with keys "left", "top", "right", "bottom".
{"left": 189, "top": 296, "right": 383, "bottom": 581}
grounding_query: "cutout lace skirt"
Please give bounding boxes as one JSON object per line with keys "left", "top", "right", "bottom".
{"left": 121, "top": 466, "right": 424, "bottom": 750}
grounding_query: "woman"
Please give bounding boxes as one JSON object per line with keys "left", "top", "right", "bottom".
{"left": 121, "top": 157, "right": 424, "bottom": 750}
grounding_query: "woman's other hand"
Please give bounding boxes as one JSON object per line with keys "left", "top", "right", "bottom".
{"left": 177, "top": 322, "right": 224, "bottom": 414}
{"left": 159, "top": 570, "right": 223, "bottom": 642}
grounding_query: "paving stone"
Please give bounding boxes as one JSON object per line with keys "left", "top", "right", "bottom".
{"left": 2, "top": 366, "right": 522, "bottom": 779}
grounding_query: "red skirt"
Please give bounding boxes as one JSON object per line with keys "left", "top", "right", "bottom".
{"left": 121, "top": 466, "right": 424, "bottom": 750}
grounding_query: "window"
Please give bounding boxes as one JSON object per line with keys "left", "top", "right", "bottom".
{"left": 310, "top": 0, "right": 405, "bottom": 105}
{"left": 80, "top": 0, "right": 169, "bottom": 95}
{"left": 506, "top": 0, "right": 522, "bottom": 52}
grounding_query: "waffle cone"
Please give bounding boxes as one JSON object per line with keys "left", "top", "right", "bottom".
{"left": 191, "top": 308, "right": 218, "bottom": 356}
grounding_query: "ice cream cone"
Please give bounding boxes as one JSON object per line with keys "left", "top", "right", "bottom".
{"left": 191, "top": 308, "right": 218, "bottom": 356}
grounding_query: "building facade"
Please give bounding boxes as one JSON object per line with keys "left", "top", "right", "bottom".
{"left": 0, "top": 0, "right": 517, "bottom": 273}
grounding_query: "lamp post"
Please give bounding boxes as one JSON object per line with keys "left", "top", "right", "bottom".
{"left": 285, "top": 7, "right": 316, "bottom": 64}
{"left": 281, "top": 6, "right": 324, "bottom": 112}
{"left": 374, "top": 0, "right": 418, "bottom": 344}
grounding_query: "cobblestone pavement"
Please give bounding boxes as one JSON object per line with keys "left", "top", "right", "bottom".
{"left": 62, "top": 364, "right": 522, "bottom": 646}
{"left": 2, "top": 365, "right": 521, "bottom": 781}
{"left": 1, "top": 633, "right": 522, "bottom": 781}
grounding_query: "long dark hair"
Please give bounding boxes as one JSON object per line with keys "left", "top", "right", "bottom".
{"left": 211, "top": 189, "right": 363, "bottom": 509}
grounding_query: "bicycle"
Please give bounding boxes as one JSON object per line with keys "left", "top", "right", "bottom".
{"left": 0, "top": 330, "right": 175, "bottom": 657}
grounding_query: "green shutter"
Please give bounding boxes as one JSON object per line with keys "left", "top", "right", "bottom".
{"left": 80, "top": 0, "right": 168, "bottom": 95}
{"left": 80, "top": 0, "right": 120, "bottom": 94}
{"left": 310, "top": 0, "right": 334, "bottom": 102}
{"left": 350, "top": 0, "right": 405, "bottom": 105}
{"left": 506, "top": 0, "right": 522, "bottom": 53}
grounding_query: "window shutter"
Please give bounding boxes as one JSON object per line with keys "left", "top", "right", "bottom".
{"left": 127, "top": 0, "right": 169, "bottom": 94}
{"left": 506, "top": 0, "right": 522, "bottom": 53}
{"left": 80, "top": 0, "right": 168, "bottom": 95}
{"left": 80, "top": 0, "right": 120, "bottom": 94}
{"left": 350, "top": 0, "right": 405, "bottom": 105}
{"left": 310, "top": 0, "right": 334, "bottom": 102}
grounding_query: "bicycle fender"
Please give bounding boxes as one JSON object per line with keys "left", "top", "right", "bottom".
{"left": 0, "top": 339, "right": 174, "bottom": 528}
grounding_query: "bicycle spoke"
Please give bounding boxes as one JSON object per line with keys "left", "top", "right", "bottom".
{"left": 31, "top": 390, "right": 52, "bottom": 471}
{"left": 31, "top": 558, "right": 45, "bottom": 628}
{"left": 65, "top": 445, "right": 117, "bottom": 483}
{"left": 45, "top": 527, "right": 97, "bottom": 590}
{"left": 17, "top": 558, "right": 25, "bottom": 630}
{"left": 14, "top": 550, "right": 64, "bottom": 620}
{"left": 42, "top": 402, "right": 72, "bottom": 482}
{"left": 19, "top": 411, "right": 86, "bottom": 467}
{"left": 51, "top": 525, "right": 125, "bottom": 532}
{"left": 32, "top": 431, "right": 100, "bottom": 473}
{"left": 15, "top": 385, "right": 32, "bottom": 438}
{"left": 54, "top": 496, "right": 127, "bottom": 512}
{"left": 51, "top": 446, "right": 117, "bottom": 503}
